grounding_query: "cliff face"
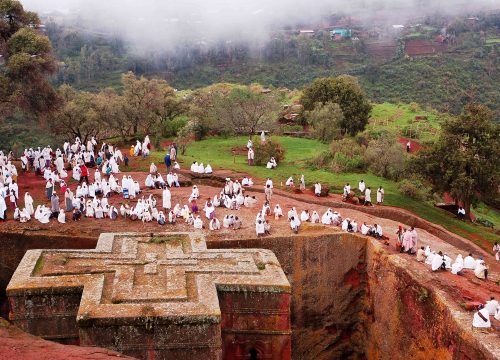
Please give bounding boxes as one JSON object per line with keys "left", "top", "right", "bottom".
{"left": 209, "top": 233, "right": 370, "bottom": 359}
{"left": 364, "top": 240, "right": 498, "bottom": 360}
{"left": 1, "top": 231, "right": 498, "bottom": 360}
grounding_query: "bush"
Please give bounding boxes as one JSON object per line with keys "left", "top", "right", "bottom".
{"left": 398, "top": 179, "right": 431, "bottom": 200}
{"left": 159, "top": 117, "right": 188, "bottom": 138}
{"left": 253, "top": 137, "right": 286, "bottom": 165}
{"left": 364, "top": 135, "right": 407, "bottom": 181}
{"left": 282, "top": 124, "right": 304, "bottom": 133}
{"left": 330, "top": 152, "right": 366, "bottom": 173}
{"left": 409, "top": 102, "right": 420, "bottom": 113}
{"left": 307, "top": 151, "right": 333, "bottom": 170}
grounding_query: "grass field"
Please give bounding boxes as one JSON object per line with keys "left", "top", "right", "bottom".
{"left": 369, "top": 103, "right": 441, "bottom": 143}
{"left": 148, "top": 135, "right": 499, "bottom": 247}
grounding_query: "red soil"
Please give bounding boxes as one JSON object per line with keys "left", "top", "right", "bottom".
{"left": 398, "top": 137, "right": 423, "bottom": 153}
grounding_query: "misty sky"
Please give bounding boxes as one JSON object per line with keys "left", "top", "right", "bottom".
{"left": 20, "top": 0, "right": 499, "bottom": 50}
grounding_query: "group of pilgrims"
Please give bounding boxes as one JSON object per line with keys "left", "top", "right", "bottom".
{"left": 0, "top": 135, "right": 174, "bottom": 224}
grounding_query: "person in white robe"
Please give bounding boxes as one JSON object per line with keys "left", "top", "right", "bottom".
{"left": 314, "top": 182, "right": 322, "bottom": 197}
{"left": 273, "top": 205, "right": 283, "bottom": 220}
{"left": 173, "top": 162, "right": 180, "bottom": 170}
{"left": 209, "top": 218, "right": 221, "bottom": 231}
{"left": 197, "top": 163, "right": 205, "bottom": 174}
{"left": 285, "top": 177, "right": 294, "bottom": 187}
{"left": 300, "top": 210, "right": 310, "bottom": 222}
{"left": 256, "top": 220, "right": 265, "bottom": 236}
{"left": 193, "top": 216, "right": 203, "bottom": 229}
{"left": 376, "top": 186, "right": 384, "bottom": 205}
{"left": 451, "top": 261, "right": 464, "bottom": 275}
{"left": 260, "top": 131, "right": 266, "bottom": 143}
{"left": 58, "top": 209, "right": 66, "bottom": 223}
{"left": 190, "top": 186, "right": 200, "bottom": 200}
{"left": 361, "top": 223, "right": 370, "bottom": 236}
{"left": 463, "top": 254, "right": 476, "bottom": 269}
{"left": 35, "top": 205, "right": 50, "bottom": 224}
{"left": 150, "top": 163, "right": 157, "bottom": 174}
{"left": 145, "top": 174, "right": 155, "bottom": 188}
{"left": 311, "top": 211, "right": 320, "bottom": 224}
{"left": 485, "top": 297, "right": 499, "bottom": 316}
{"left": 321, "top": 210, "right": 333, "bottom": 225}
{"left": 364, "top": 187, "right": 372, "bottom": 205}
{"left": 474, "top": 259, "right": 488, "bottom": 280}
{"left": 24, "top": 192, "right": 34, "bottom": 215}
{"left": 19, "top": 208, "right": 30, "bottom": 223}
{"left": 190, "top": 162, "right": 198, "bottom": 172}
{"left": 162, "top": 188, "right": 171, "bottom": 210}
{"left": 205, "top": 201, "right": 215, "bottom": 219}
{"left": 205, "top": 164, "right": 213, "bottom": 174}
{"left": 472, "top": 306, "right": 491, "bottom": 328}
{"left": 431, "top": 251, "right": 446, "bottom": 271}
{"left": 358, "top": 180, "right": 366, "bottom": 193}
{"left": 290, "top": 217, "right": 300, "bottom": 234}
{"left": 287, "top": 207, "right": 298, "bottom": 221}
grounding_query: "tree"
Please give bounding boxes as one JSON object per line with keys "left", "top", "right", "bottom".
{"left": 0, "top": 0, "right": 58, "bottom": 117}
{"left": 119, "top": 72, "right": 183, "bottom": 138}
{"left": 211, "top": 87, "right": 280, "bottom": 135}
{"left": 415, "top": 104, "right": 500, "bottom": 219}
{"left": 49, "top": 85, "right": 105, "bottom": 144}
{"left": 304, "top": 101, "right": 344, "bottom": 142}
{"left": 301, "top": 76, "right": 372, "bottom": 136}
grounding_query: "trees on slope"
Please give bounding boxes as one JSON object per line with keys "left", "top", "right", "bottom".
{"left": 0, "top": 0, "right": 59, "bottom": 118}
{"left": 416, "top": 104, "right": 500, "bottom": 220}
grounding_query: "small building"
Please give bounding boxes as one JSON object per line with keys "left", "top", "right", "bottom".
{"left": 330, "top": 28, "right": 352, "bottom": 40}
{"left": 299, "top": 30, "right": 315, "bottom": 37}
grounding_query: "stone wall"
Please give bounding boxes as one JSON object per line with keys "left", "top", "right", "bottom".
{"left": 208, "top": 233, "right": 369, "bottom": 359}
{"left": 0, "top": 231, "right": 97, "bottom": 319}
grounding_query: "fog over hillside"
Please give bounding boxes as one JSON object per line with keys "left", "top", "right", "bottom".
{"left": 21, "top": 0, "right": 499, "bottom": 50}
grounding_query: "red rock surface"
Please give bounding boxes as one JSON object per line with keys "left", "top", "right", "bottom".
{"left": 0, "top": 318, "right": 132, "bottom": 359}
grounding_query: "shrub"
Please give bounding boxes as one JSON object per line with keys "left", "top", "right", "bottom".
{"left": 409, "top": 102, "right": 420, "bottom": 113}
{"left": 330, "top": 152, "right": 366, "bottom": 173}
{"left": 364, "top": 135, "right": 407, "bottom": 181}
{"left": 253, "top": 137, "right": 286, "bottom": 165}
{"left": 307, "top": 151, "right": 333, "bottom": 170}
{"left": 159, "top": 117, "right": 188, "bottom": 138}
{"left": 282, "top": 124, "right": 304, "bottom": 133}
{"left": 398, "top": 179, "right": 430, "bottom": 200}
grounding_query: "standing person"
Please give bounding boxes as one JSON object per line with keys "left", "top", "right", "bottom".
{"left": 406, "top": 140, "right": 411, "bottom": 153}
{"left": 314, "top": 182, "right": 322, "bottom": 197}
{"left": 364, "top": 187, "right": 372, "bottom": 206}
{"left": 493, "top": 242, "right": 500, "bottom": 261}
{"left": 170, "top": 145, "right": 177, "bottom": 162}
{"left": 46, "top": 179, "right": 54, "bottom": 200}
{"left": 0, "top": 193, "right": 6, "bottom": 221}
{"left": 164, "top": 152, "right": 171, "bottom": 172}
{"left": 80, "top": 164, "right": 89, "bottom": 184}
{"left": 376, "top": 186, "right": 384, "bottom": 205}
{"left": 162, "top": 187, "right": 171, "bottom": 211}
{"left": 248, "top": 147, "right": 254, "bottom": 166}
{"left": 265, "top": 184, "right": 273, "bottom": 203}
{"left": 299, "top": 174, "right": 305, "bottom": 192}
{"left": 9, "top": 190, "right": 17, "bottom": 210}
{"left": 358, "top": 180, "right": 366, "bottom": 193}
{"left": 50, "top": 193, "right": 60, "bottom": 219}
